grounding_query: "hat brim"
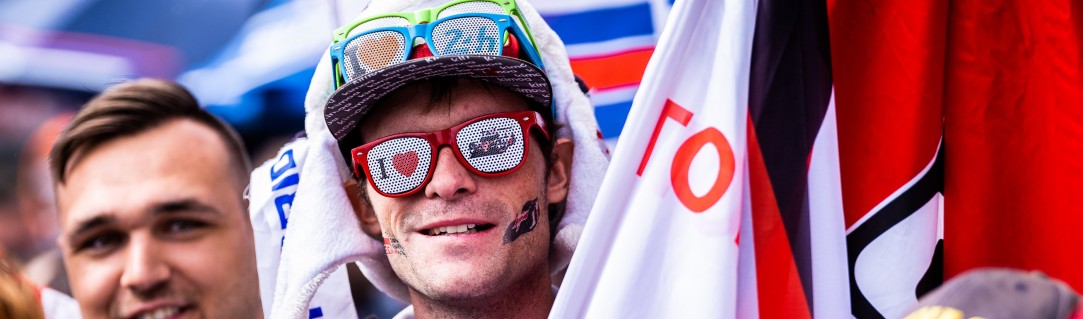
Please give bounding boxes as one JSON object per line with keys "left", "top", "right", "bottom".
{"left": 324, "top": 55, "right": 553, "bottom": 141}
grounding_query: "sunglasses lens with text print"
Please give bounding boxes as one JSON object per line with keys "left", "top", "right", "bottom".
{"left": 352, "top": 111, "right": 549, "bottom": 197}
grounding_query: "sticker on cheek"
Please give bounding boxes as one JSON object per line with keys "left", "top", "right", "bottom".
{"left": 383, "top": 236, "right": 407, "bottom": 256}
{"left": 503, "top": 198, "right": 540, "bottom": 244}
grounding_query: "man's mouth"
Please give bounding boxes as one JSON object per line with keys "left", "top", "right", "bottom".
{"left": 128, "top": 305, "right": 190, "bottom": 319}
{"left": 424, "top": 223, "right": 495, "bottom": 236}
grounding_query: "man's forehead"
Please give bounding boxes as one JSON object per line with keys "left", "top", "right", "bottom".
{"left": 56, "top": 120, "right": 240, "bottom": 228}
{"left": 359, "top": 78, "right": 531, "bottom": 138}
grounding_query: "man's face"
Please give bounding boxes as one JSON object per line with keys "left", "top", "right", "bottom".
{"left": 357, "top": 80, "right": 559, "bottom": 302}
{"left": 56, "top": 119, "right": 261, "bottom": 319}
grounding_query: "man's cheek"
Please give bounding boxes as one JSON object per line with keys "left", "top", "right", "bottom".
{"left": 503, "top": 197, "right": 539, "bottom": 244}
{"left": 71, "top": 260, "right": 119, "bottom": 316}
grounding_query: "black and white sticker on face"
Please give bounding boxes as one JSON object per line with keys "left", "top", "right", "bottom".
{"left": 366, "top": 137, "right": 433, "bottom": 195}
{"left": 456, "top": 117, "right": 525, "bottom": 173}
{"left": 503, "top": 198, "right": 539, "bottom": 244}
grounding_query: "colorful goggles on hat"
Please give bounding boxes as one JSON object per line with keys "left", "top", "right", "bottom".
{"left": 329, "top": 0, "right": 545, "bottom": 89}
{"left": 351, "top": 111, "right": 549, "bottom": 197}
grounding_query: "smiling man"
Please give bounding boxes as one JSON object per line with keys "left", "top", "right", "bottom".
{"left": 347, "top": 78, "right": 571, "bottom": 318}
{"left": 50, "top": 79, "right": 262, "bottom": 319}
{"left": 310, "top": 0, "right": 606, "bottom": 317}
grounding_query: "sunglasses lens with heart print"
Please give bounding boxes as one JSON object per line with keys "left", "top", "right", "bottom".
{"left": 364, "top": 136, "right": 434, "bottom": 195}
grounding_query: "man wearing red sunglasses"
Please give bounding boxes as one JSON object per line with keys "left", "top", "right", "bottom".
{"left": 345, "top": 77, "right": 573, "bottom": 319}
{"left": 253, "top": 0, "right": 608, "bottom": 318}
{"left": 287, "top": 0, "right": 608, "bottom": 318}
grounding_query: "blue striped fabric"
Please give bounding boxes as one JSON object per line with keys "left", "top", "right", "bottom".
{"left": 535, "top": 1, "right": 664, "bottom": 144}
{"left": 540, "top": 2, "right": 655, "bottom": 45}
{"left": 594, "top": 100, "right": 634, "bottom": 139}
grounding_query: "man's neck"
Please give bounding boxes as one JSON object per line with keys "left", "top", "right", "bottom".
{"left": 410, "top": 274, "right": 554, "bottom": 319}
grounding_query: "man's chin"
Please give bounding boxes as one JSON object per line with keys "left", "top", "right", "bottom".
{"left": 415, "top": 285, "right": 497, "bottom": 304}
{"left": 409, "top": 266, "right": 506, "bottom": 301}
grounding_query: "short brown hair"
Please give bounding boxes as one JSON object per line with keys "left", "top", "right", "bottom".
{"left": 50, "top": 79, "right": 251, "bottom": 190}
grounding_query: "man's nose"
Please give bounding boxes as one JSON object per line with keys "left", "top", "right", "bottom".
{"left": 119, "top": 234, "right": 170, "bottom": 295}
{"left": 424, "top": 147, "right": 477, "bottom": 200}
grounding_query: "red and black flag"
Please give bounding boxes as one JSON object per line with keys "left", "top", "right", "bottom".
{"left": 744, "top": 0, "right": 846, "bottom": 316}
{"left": 829, "top": 0, "right": 948, "bottom": 317}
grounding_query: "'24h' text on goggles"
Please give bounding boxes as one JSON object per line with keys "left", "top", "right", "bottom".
{"left": 352, "top": 111, "right": 550, "bottom": 197}
{"left": 328, "top": 0, "right": 545, "bottom": 89}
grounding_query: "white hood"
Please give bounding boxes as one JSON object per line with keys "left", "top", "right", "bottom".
{"left": 256, "top": 0, "right": 610, "bottom": 317}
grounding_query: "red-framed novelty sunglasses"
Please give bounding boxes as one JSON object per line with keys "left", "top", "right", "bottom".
{"left": 351, "top": 111, "right": 550, "bottom": 197}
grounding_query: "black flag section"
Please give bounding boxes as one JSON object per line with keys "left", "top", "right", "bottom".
{"left": 748, "top": 0, "right": 834, "bottom": 312}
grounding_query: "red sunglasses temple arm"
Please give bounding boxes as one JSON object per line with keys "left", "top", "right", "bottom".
{"left": 531, "top": 111, "right": 550, "bottom": 140}
{"left": 350, "top": 146, "right": 369, "bottom": 180}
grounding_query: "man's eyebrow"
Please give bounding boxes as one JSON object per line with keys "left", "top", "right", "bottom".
{"left": 150, "top": 198, "right": 221, "bottom": 216}
{"left": 68, "top": 215, "right": 118, "bottom": 241}
{"left": 66, "top": 199, "right": 222, "bottom": 242}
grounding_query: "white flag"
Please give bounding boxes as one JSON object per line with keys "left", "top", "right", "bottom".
{"left": 550, "top": 0, "right": 757, "bottom": 317}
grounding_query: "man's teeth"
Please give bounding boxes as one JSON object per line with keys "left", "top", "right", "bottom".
{"left": 428, "top": 224, "right": 478, "bottom": 235}
{"left": 139, "top": 307, "right": 178, "bottom": 319}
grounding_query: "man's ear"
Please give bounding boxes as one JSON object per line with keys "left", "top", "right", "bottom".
{"left": 546, "top": 137, "right": 574, "bottom": 205}
{"left": 344, "top": 179, "right": 382, "bottom": 240}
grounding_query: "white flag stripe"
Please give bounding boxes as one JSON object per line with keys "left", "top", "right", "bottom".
{"left": 563, "top": 35, "right": 656, "bottom": 57}
{"left": 854, "top": 195, "right": 940, "bottom": 319}
{"left": 806, "top": 92, "right": 852, "bottom": 318}
{"left": 590, "top": 85, "right": 640, "bottom": 106}
{"left": 530, "top": 0, "right": 650, "bottom": 15}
